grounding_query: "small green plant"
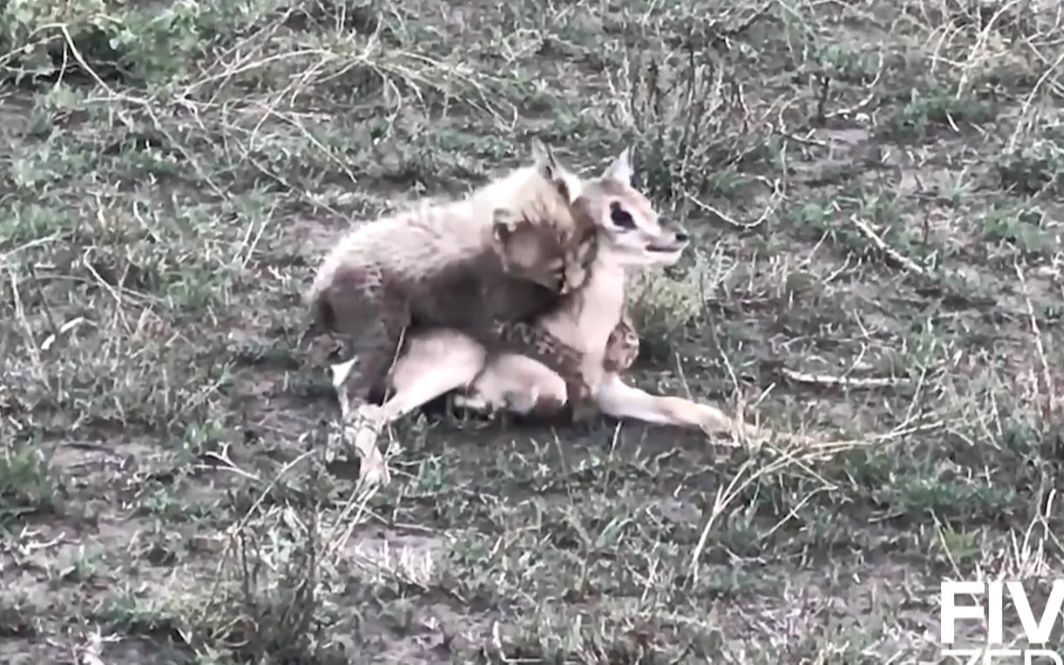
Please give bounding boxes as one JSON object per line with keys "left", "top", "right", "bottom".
{"left": 815, "top": 44, "right": 878, "bottom": 84}
{"left": 996, "top": 140, "right": 1064, "bottom": 195}
{"left": 56, "top": 545, "right": 107, "bottom": 583}
{"left": 609, "top": 46, "right": 767, "bottom": 203}
{"left": 936, "top": 527, "right": 983, "bottom": 567}
{"left": 628, "top": 245, "right": 732, "bottom": 351}
{"left": 884, "top": 88, "right": 996, "bottom": 142}
{"left": 0, "top": 444, "right": 61, "bottom": 520}
{"left": 982, "top": 205, "right": 1054, "bottom": 257}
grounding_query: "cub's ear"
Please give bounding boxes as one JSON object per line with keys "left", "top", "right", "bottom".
{"left": 531, "top": 140, "right": 582, "bottom": 202}
{"left": 530, "top": 138, "right": 554, "bottom": 164}
{"left": 601, "top": 146, "right": 633, "bottom": 186}
{"left": 531, "top": 139, "right": 561, "bottom": 181}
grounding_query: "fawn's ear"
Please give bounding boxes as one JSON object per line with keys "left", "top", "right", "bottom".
{"left": 601, "top": 147, "right": 633, "bottom": 186}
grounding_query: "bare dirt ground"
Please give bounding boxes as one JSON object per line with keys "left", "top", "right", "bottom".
{"left": 1, "top": 0, "right": 1063, "bottom": 663}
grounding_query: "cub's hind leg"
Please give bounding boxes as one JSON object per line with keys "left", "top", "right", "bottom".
{"left": 316, "top": 265, "right": 410, "bottom": 484}
{"left": 315, "top": 264, "right": 407, "bottom": 412}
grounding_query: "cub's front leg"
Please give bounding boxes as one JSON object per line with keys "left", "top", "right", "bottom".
{"left": 459, "top": 316, "right": 642, "bottom": 424}
{"left": 485, "top": 320, "right": 594, "bottom": 420}
{"left": 312, "top": 264, "right": 409, "bottom": 484}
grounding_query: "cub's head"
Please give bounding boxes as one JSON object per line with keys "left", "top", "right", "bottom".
{"left": 573, "top": 148, "right": 689, "bottom": 269}
{"left": 489, "top": 141, "right": 594, "bottom": 293}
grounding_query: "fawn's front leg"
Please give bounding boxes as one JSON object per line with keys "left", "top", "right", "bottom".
{"left": 593, "top": 373, "right": 764, "bottom": 441}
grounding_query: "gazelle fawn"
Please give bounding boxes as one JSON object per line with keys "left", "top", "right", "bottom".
{"left": 367, "top": 147, "right": 766, "bottom": 442}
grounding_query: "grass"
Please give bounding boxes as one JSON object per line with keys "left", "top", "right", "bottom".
{"left": 1, "top": 0, "right": 1063, "bottom": 662}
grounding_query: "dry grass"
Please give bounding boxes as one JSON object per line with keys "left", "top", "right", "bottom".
{"left": 1, "top": 0, "right": 1063, "bottom": 662}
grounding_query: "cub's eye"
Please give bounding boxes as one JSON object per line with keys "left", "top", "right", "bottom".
{"left": 609, "top": 202, "right": 636, "bottom": 230}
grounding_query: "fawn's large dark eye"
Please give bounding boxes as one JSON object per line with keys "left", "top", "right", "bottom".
{"left": 609, "top": 202, "right": 636, "bottom": 230}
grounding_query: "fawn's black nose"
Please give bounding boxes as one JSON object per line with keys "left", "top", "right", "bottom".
{"left": 674, "top": 230, "right": 689, "bottom": 243}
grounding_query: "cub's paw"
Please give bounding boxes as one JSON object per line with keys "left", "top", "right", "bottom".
{"left": 559, "top": 233, "right": 596, "bottom": 293}
{"left": 604, "top": 324, "right": 640, "bottom": 372}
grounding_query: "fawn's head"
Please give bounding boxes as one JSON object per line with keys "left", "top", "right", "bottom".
{"left": 573, "top": 148, "right": 688, "bottom": 269}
